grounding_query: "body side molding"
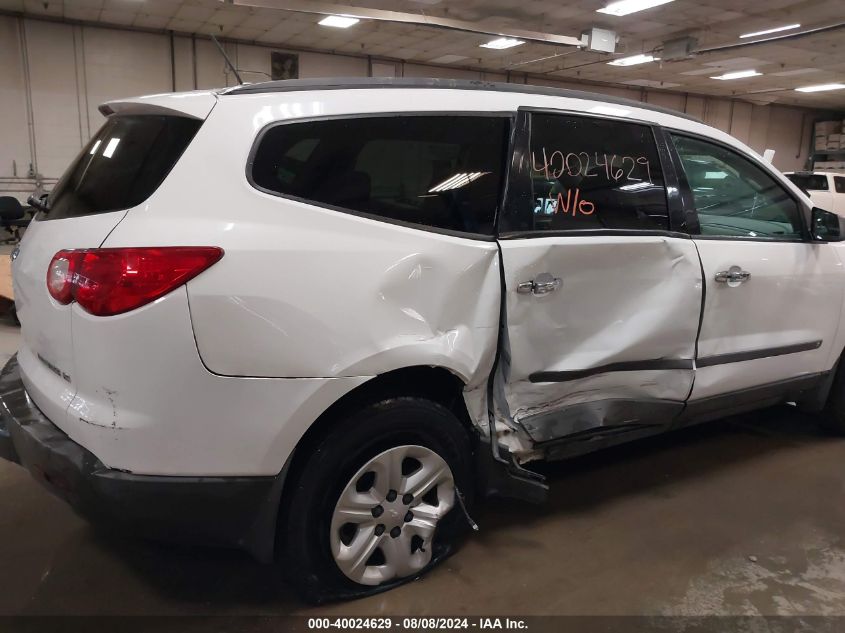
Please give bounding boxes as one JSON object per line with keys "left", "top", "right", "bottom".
{"left": 696, "top": 340, "right": 822, "bottom": 368}
{"left": 530, "top": 359, "right": 694, "bottom": 383}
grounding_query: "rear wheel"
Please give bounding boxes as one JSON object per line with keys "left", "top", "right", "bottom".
{"left": 280, "top": 397, "right": 473, "bottom": 602}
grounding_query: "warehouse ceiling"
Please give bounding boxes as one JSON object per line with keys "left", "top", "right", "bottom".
{"left": 1, "top": 0, "right": 844, "bottom": 108}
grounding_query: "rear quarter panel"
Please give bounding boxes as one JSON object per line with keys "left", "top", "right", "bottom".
{"left": 100, "top": 90, "right": 504, "bottom": 386}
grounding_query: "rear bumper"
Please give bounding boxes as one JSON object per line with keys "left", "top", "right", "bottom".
{"left": 0, "top": 354, "right": 281, "bottom": 560}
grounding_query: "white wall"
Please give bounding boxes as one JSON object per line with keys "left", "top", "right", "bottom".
{"left": 0, "top": 13, "right": 827, "bottom": 201}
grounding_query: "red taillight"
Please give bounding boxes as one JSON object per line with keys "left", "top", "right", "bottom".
{"left": 47, "top": 247, "right": 223, "bottom": 316}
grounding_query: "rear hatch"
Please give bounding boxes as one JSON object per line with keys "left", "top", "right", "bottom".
{"left": 13, "top": 110, "right": 205, "bottom": 433}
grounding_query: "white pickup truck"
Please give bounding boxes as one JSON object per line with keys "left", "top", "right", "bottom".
{"left": 785, "top": 171, "right": 845, "bottom": 216}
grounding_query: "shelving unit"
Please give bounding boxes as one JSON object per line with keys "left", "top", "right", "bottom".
{"left": 810, "top": 116, "right": 845, "bottom": 171}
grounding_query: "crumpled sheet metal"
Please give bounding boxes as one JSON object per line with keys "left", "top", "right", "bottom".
{"left": 497, "top": 235, "right": 702, "bottom": 450}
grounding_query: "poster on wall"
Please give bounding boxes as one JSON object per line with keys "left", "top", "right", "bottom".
{"left": 271, "top": 52, "right": 299, "bottom": 80}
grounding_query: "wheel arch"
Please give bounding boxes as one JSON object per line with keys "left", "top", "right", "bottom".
{"left": 272, "top": 365, "right": 478, "bottom": 554}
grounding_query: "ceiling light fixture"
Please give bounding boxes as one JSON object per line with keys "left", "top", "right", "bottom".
{"left": 795, "top": 83, "right": 845, "bottom": 93}
{"left": 710, "top": 69, "right": 761, "bottom": 80}
{"left": 597, "top": 0, "right": 675, "bottom": 17}
{"left": 608, "top": 53, "right": 658, "bottom": 66}
{"left": 739, "top": 24, "right": 800, "bottom": 39}
{"left": 480, "top": 37, "right": 524, "bottom": 50}
{"left": 318, "top": 15, "right": 360, "bottom": 28}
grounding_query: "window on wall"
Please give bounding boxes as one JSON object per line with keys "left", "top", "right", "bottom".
{"left": 671, "top": 135, "right": 803, "bottom": 240}
{"left": 251, "top": 115, "right": 509, "bottom": 235}
{"left": 502, "top": 113, "right": 669, "bottom": 233}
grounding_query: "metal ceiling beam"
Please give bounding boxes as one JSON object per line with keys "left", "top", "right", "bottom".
{"left": 226, "top": 0, "right": 584, "bottom": 48}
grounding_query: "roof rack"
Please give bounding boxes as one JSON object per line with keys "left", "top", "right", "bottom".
{"left": 224, "top": 77, "right": 699, "bottom": 123}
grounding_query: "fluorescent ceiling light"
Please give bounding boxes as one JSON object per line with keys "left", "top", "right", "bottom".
{"left": 429, "top": 172, "right": 489, "bottom": 193}
{"left": 480, "top": 38, "right": 524, "bottom": 50}
{"left": 597, "top": 0, "right": 675, "bottom": 17}
{"left": 795, "top": 83, "right": 845, "bottom": 93}
{"left": 318, "top": 15, "right": 359, "bottom": 28}
{"left": 588, "top": 105, "right": 630, "bottom": 117}
{"left": 608, "top": 54, "right": 658, "bottom": 66}
{"left": 740, "top": 24, "right": 800, "bottom": 39}
{"left": 89, "top": 139, "right": 102, "bottom": 155}
{"left": 711, "top": 69, "right": 761, "bottom": 80}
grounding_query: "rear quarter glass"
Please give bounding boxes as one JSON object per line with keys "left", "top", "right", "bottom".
{"left": 42, "top": 115, "right": 202, "bottom": 221}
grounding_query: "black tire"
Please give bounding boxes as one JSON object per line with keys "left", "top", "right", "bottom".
{"left": 820, "top": 362, "right": 845, "bottom": 435}
{"left": 280, "top": 397, "right": 473, "bottom": 603}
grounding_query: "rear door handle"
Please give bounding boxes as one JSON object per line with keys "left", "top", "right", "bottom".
{"left": 517, "top": 272, "right": 562, "bottom": 295}
{"left": 715, "top": 266, "right": 751, "bottom": 285}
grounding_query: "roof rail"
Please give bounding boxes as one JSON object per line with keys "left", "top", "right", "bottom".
{"left": 223, "top": 77, "right": 700, "bottom": 123}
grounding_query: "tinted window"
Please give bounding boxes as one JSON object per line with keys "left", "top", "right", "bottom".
{"left": 785, "top": 173, "right": 829, "bottom": 191}
{"left": 46, "top": 115, "right": 201, "bottom": 220}
{"left": 251, "top": 116, "right": 509, "bottom": 235}
{"left": 672, "top": 135, "right": 803, "bottom": 240}
{"left": 501, "top": 113, "right": 668, "bottom": 233}
{"left": 835, "top": 176, "right": 845, "bottom": 194}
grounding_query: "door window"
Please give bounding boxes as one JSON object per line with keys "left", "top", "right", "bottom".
{"left": 250, "top": 115, "right": 509, "bottom": 235}
{"left": 835, "top": 176, "right": 845, "bottom": 194}
{"left": 671, "top": 135, "right": 803, "bottom": 240}
{"left": 501, "top": 113, "right": 669, "bottom": 233}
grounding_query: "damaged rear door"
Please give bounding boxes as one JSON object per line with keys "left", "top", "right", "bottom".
{"left": 495, "top": 109, "right": 702, "bottom": 446}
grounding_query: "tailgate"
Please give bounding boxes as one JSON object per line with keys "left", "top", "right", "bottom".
{"left": 14, "top": 213, "right": 128, "bottom": 429}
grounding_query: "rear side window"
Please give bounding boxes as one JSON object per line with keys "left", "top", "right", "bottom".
{"left": 835, "top": 176, "right": 845, "bottom": 194}
{"left": 501, "top": 113, "right": 669, "bottom": 233}
{"left": 250, "top": 115, "right": 509, "bottom": 235}
{"left": 45, "top": 115, "right": 201, "bottom": 220}
{"left": 785, "top": 173, "right": 829, "bottom": 191}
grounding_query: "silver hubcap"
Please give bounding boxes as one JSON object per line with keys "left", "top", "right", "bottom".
{"left": 330, "top": 445, "right": 455, "bottom": 586}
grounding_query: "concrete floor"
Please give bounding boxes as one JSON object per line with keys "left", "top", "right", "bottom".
{"left": 2, "top": 316, "right": 845, "bottom": 617}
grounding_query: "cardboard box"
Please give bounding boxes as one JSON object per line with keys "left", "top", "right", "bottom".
{"left": 816, "top": 120, "right": 841, "bottom": 135}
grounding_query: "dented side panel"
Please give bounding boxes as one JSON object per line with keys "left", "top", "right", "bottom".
{"left": 97, "top": 95, "right": 503, "bottom": 386}
{"left": 498, "top": 235, "right": 702, "bottom": 444}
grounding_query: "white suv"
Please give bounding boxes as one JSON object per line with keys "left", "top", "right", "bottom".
{"left": 3, "top": 78, "right": 845, "bottom": 601}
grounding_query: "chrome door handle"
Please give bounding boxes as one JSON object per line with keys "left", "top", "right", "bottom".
{"left": 715, "top": 266, "right": 751, "bottom": 285}
{"left": 517, "top": 272, "right": 562, "bottom": 295}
